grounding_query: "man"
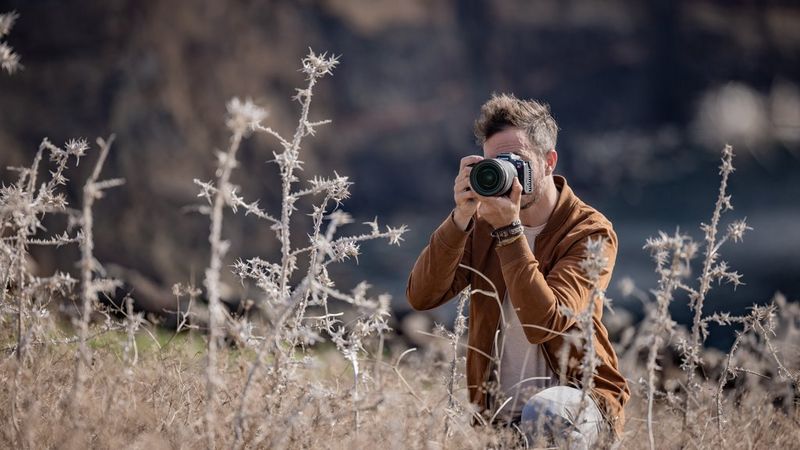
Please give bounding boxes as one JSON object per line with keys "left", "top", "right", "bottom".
{"left": 406, "top": 93, "right": 629, "bottom": 448}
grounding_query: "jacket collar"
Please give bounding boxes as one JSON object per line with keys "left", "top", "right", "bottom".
{"left": 538, "top": 175, "right": 577, "bottom": 236}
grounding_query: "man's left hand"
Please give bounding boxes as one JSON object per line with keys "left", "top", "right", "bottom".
{"left": 477, "top": 178, "right": 522, "bottom": 229}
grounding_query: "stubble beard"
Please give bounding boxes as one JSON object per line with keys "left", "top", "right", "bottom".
{"left": 520, "top": 194, "right": 537, "bottom": 210}
{"left": 520, "top": 174, "right": 548, "bottom": 210}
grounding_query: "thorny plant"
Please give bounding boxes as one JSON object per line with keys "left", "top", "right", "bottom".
{"left": 1, "top": 138, "right": 86, "bottom": 361}
{"left": 679, "top": 145, "right": 750, "bottom": 438}
{"left": 192, "top": 49, "right": 407, "bottom": 448}
{"left": 622, "top": 144, "right": 798, "bottom": 449}
{"left": 0, "top": 14, "right": 73, "bottom": 362}
{"left": 640, "top": 228, "right": 695, "bottom": 450}
{"left": 72, "top": 135, "right": 125, "bottom": 419}
{"left": 439, "top": 287, "right": 469, "bottom": 444}
{"left": 0, "top": 33, "right": 132, "bottom": 431}
{"left": 534, "top": 234, "right": 614, "bottom": 449}
{"left": 0, "top": 11, "right": 21, "bottom": 75}
{"left": 169, "top": 279, "right": 202, "bottom": 338}
{"left": 0, "top": 134, "right": 132, "bottom": 440}
{"left": 708, "top": 298, "right": 797, "bottom": 445}
{"left": 564, "top": 235, "right": 614, "bottom": 446}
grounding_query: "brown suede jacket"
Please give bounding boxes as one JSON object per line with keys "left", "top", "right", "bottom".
{"left": 406, "top": 175, "right": 630, "bottom": 438}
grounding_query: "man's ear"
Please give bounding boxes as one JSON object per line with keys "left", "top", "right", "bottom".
{"left": 546, "top": 150, "right": 558, "bottom": 175}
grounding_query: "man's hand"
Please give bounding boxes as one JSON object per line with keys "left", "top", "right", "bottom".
{"left": 453, "top": 155, "right": 484, "bottom": 230}
{"left": 477, "top": 178, "right": 522, "bottom": 230}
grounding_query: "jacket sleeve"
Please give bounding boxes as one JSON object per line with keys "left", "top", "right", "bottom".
{"left": 494, "top": 223, "right": 618, "bottom": 344}
{"left": 406, "top": 210, "right": 474, "bottom": 311}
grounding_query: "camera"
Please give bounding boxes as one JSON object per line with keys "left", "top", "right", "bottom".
{"left": 468, "top": 153, "right": 533, "bottom": 197}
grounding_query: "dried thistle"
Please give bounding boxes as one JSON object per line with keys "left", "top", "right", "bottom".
{"left": 1, "top": 137, "right": 90, "bottom": 361}
{"left": 574, "top": 235, "right": 612, "bottom": 431}
{"left": 641, "top": 228, "right": 693, "bottom": 450}
{"left": 682, "top": 145, "right": 750, "bottom": 436}
{"left": 443, "top": 288, "right": 469, "bottom": 442}
{"left": 187, "top": 50, "right": 406, "bottom": 450}
{"left": 202, "top": 96, "right": 265, "bottom": 449}
{"left": 72, "top": 135, "right": 124, "bottom": 417}
{"left": 0, "top": 11, "right": 21, "bottom": 74}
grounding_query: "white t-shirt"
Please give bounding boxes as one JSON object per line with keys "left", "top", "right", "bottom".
{"left": 495, "top": 222, "right": 558, "bottom": 418}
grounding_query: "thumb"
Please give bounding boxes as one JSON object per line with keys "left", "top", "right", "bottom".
{"left": 510, "top": 178, "right": 522, "bottom": 205}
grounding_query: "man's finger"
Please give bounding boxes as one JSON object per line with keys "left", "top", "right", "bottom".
{"left": 510, "top": 178, "right": 522, "bottom": 205}
{"left": 476, "top": 195, "right": 506, "bottom": 212}
{"left": 457, "top": 167, "right": 472, "bottom": 183}
{"left": 455, "top": 177, "right": 473, "bottom": 193}
{"left": 460, "top": 155, "right": 484, "bottom": 171}
{"left": 455, "top": 190, "right": 478, "bottom": 203}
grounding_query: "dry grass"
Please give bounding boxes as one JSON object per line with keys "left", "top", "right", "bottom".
{"left": 0, "top": 323, "right": 797, "bottom": 449}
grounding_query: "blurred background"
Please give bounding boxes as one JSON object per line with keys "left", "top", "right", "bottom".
{"left": 1, "top": 0, "right": 798, "bottom": 349}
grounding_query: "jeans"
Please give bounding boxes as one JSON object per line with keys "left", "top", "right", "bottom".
{"left": 515, "top": 386, "right": 608, "bottom": 449}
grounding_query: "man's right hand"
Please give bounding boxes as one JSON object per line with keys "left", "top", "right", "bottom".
{"left": 453, "top": 155, "right": 484, "bottom": 231}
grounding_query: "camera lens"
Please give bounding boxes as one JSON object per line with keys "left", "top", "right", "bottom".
{"left": 469, "top": 159, "right": 516, "bottom": 196}
{"left": 476, "top": 167, "right": 497, "bottom": 187}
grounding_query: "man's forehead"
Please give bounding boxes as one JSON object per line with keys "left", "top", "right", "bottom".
{"left": 483, "top": 128, "right": 533, "bottom": 158}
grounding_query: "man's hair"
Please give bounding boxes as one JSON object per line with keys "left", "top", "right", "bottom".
{"left": 473, "top": 93, "right": 558, "bottom": 160}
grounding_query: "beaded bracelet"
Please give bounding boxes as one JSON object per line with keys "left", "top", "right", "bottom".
{"left": 490, "top": 219, "right": 523, "bottom": 240}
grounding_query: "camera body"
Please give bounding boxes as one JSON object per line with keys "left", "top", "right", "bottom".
{"left": 469, "top": 153, "right": 533, "bottom": 197}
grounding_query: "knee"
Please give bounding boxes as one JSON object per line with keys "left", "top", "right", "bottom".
{"left": 521, "top": 395, "right": 558, "bottom": 424}
{"left": 520, "top": 396, "right": 566, "bottom": 447}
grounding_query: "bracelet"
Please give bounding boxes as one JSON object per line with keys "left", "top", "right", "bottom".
{"left": 490, "top": 220, "right": 523, "bottom": 240}
{"left": 495, "top": 233, "right": 523, "bottom": 248}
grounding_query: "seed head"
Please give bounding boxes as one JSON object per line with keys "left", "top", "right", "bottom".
{"left": 301, "top": 49, "right": 340, "bottom": 80}
{"left": 0, "top": 11, "right": 18, "bottom": 37}
{"left": 225, "top": 97, "right": 268, "bottom": 135}
{"left": 727, "top": 218, "right": 752, "bottom": 243}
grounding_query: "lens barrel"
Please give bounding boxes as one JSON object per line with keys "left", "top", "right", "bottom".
{"left": 469, "top": 159, "right": 517, "bottom": 196}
